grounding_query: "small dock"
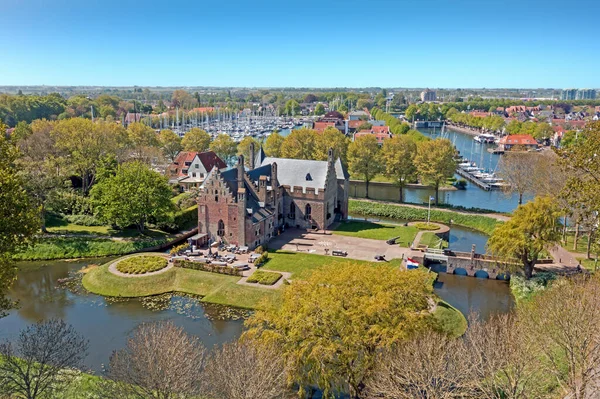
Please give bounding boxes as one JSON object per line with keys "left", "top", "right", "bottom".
{"left": 456, "top": 168, "right": 491, "bottom": 191}
{"left": 487, "top": 147, "right": 504, "bottom": 154}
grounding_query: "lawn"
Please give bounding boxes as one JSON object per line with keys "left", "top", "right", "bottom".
{"left": 564, "top": 234, "right": 594, "bottom": 255}
{"left": 262, "top": 250, "right": 402, "bottom": 280}
{"left": 333, "top": 221, "right": 418, "bottom": 247}
{"left": 247, "top": 270, "right": 282, "bottom": 285}
{"left": 116, "top": 255, "right": 167, "bottom": 274}
{"left": 577, "top": 257, "right": 598, "bottom": 272}
{"left": 82, "top": 261, "right": 280, "bottom": 310}
{"left": 419, "top": 232, "right": 448, "bottom": 249}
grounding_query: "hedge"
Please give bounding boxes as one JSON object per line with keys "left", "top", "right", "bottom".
{"left": 254, "top": 251, "right": 269, "bottom": 267}
{"left": 247, "top": 270, "right": 282, "bottom": 285}
{"left": 349, "top": 200, "right": 500, "bottom": 235}
{"left": 174, "top": 259, "right": 242, "bottom": 276}
{"left": 116, "top": 255, "right": 167, "bottom": 275}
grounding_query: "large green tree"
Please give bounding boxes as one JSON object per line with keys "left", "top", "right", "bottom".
{"left": 209, "top": 134, "right": 237, "bottom": 164}
{"left": 158, "top": 129, "right": 182, "bottom": 162}
{"left": 264, "top": 131, "right": 285, "bottom": 157}
{"left": 381, "top": 135, "right": 417, "bottom": 202}
{"left": 315, "top": 127, "right": 350, "bottom": 164}
{"left": 414, "top": 138, "right": 457, "bottom": 205}
{"left": 237, "top": 136, "right": 260, "bottom": 167}
{"left": 0, "top": 132, "right": 39, "bottom": 315}
{"left": 347, "top": 135, "right": 381, "bottom": 199}
{"left": 281, "top": 128, "right": 317, "bottom": 160}
{"left": 244, "top": 263, "right": 434, "bottom": 398}
{"left": 181, "top": 128, "right": 210, "bottom": 153}
{"left": 487, "top": 196, "right": 560, "bottom": 279}
{"left": 127, "top": 122, "right": 160, "bottom": 164}
{"left": 91, "top": 161, "right": 173, "bottom": 232}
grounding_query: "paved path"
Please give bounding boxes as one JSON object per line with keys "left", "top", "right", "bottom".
{"left": 548, "top": 245, "right": 579, "bottom": 267}
{"left": 108, "top": 253, "right": 173, "bottom": 278}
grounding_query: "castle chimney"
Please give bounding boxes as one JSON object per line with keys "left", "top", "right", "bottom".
{"left": 237, "top": 155, "right": 244, "bottom": 185}
{"left": 249, "top": 143, "right": 255, "bottom": 170}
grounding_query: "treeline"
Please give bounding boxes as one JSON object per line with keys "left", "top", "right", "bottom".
{"left": 447, "top": 108, "right": 556, "bottom": 138}
{"left": 0, "top": 93, "right": 66, "bottom": 126}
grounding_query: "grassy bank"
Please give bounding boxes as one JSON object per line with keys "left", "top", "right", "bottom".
{"left": 349, "top": 199, "right": 500, "bottom": 235}
{"left": 419, "top": 232, "right": 448, "bottom": 249}
{"left": 82, "top": 261, "right": 279, "bottom": 309}
{"left": 333, "top": 221, "right": 418, "bottom": 247}
{"left": 14, "top": 237, "right": 168, "bottom": 261}
{"left": 433, "top": 300, "right": 468, "bottom": 337}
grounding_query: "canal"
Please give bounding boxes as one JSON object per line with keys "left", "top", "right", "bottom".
{"left": 0, "top": 252, "right": 513, "bottom": 372}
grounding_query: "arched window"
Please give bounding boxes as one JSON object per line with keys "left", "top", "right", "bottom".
{"left": 217, "top": 220, "right": 225, "bottom": 237}
{"left": 305, "top": 203, "right": 312, "bottom": 220}
{"left": 289, "top": 203, "right": 296, "bottom": 219}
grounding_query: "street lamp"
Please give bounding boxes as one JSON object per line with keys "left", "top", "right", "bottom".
{"left": 427, "top": 196, "right": 434, "bottom": 224}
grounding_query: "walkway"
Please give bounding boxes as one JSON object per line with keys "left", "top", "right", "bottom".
{"left": 108, "top": 253, "right": 173, "bottom": 278}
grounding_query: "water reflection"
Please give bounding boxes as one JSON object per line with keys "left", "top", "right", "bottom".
{"left": 0, "top": 259, "right": 244, "bottom": 372}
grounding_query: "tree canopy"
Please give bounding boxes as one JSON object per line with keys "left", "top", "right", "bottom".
{"left": 181, "top": 127, "right": 211, "bottom": 153}
{"left": 414, "top": 139, "right": 457, "bottom": 204}
{"left": 381, "top": 135, "right": 417, "bottom": 202}
{"left": 209, "top": 134, "right": 237, "bottom": 164}
{"left": 348, "top": 135, "right": 381, "bottom": 199}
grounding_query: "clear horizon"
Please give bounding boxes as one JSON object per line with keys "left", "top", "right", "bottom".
{"left": 2, "top": 0, "right": 599, "bottom": 88}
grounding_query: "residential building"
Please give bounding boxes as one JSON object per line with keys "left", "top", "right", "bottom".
{"left": 576, "top": 89, "right": 596, "bottom": 100}
{"left": 420, "top": 89, "right": 436, "bottom": 102}
{"left": 167, "top": 151, "right": 227, "bottom": 190}
{"left": 193, "top": 144, "right": 349, "bottom": 249}
{"left": 498, "top": 134, "right": 538, "bottom": 151}
{"left": 353, "top": 127, "right": 392, "bottom": 145}
{"left": 561, "top": 89, "right": 577, "bottom": 100}
{"left": 348, "top": 110, "right": 370, "bottom": 120}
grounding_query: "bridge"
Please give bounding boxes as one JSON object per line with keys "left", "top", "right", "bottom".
{"left": 415, "top": 245, "right": 510, "bottom": 280}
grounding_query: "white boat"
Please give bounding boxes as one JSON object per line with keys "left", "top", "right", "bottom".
{"left": 474, "top": 133, "right": 496, "bottom": 144}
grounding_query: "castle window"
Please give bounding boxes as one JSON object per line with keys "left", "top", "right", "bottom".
{"left": 289, "top": 203, "right": 296, "bottom": 219}
{"left": 305, "top": 173, "right": 312, "bottom": 181}
{"left": 305, "top": 204, "right": 312, "bottom": 220}
{"left": 217, "top": 220, "right": 225, "bottom": 237}
{"left": 215, "top": 196, "right": 219, "bottom": 202}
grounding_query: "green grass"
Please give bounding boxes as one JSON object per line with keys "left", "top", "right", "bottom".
{"left": 83, "top": 260, "right": 280, "bottom": 309}
{"left": 14, "top": 237, "right": 168, "bottom": 261}
{"left": 333, "top": 221, "right": 418, "bottom": 247}
{"left": 349, "top": 199, "right": 500, "bottom": 235}
{"left": 262, "top": 251, "right": 402, "bottom": 280}
{"left": 247, "top": 270, "right": 282, "bottom": 285}
{"left": 419, "top": 232, "right": 448, "bottom": 249}
{"left": 564, "top": 234, "right": 593, "bottom": 254}
{"left": 577, "top": 257, "right": 598, "bottom": 272}
{"left": 413, "top": 222, "right": 440, "bottom": 230}
{"left": 433, "top": 300, "right": 468, "bottom": 338}
{"left": 116, "top": 255, "right": 167, "bottom": 274}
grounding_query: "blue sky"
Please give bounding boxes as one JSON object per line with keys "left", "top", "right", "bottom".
{"left": 1, "top": 0, "right": 598, "bottom": 88}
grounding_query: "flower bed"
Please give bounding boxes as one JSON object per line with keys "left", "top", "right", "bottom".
{"left": 173, "top": 259, "right": 242, "bottom": 276}
{"left": 413, "top": 222, "right": 440, "bottom": 230}
{"left": 246, "top": 270, "right": 282, "bottom": 285}
{"left": 116, "top": 255, "right": 167, "bottom": 275}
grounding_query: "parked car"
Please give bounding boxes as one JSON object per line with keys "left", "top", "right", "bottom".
{"left": 232, "top": 263, "right": 250, "bottom": 271}
{"left": 332, "top": 250, "right": 348, "bottom": 257}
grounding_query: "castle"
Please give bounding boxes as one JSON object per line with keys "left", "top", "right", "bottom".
{"left": 194, "top": 144, "right": 349, "bottom": 249}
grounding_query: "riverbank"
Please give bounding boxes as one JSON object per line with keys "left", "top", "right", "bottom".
{"left": 446, "top": 124, "right": 485, "bottom": 137}
{"left": 349, "top": 199, "right": 504, "bottom": 235}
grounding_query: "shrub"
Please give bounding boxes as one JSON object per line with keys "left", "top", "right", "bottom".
{"left": 174, "top": 260, "right": 242, "bottom": 276}
{"left": 247, "top": 270, "right": 282, "bottom": 285}
{"left": 254, "top": 251, "right": 269, "bottom": 267}
{"left": 510, "top": 272, "right": 556, "bottom": 303}
{"left": 64, "top": 214, "right": 104, "bottom": 226}
{"left": 170, "top": 243, "right": 189, "bottom": 256}
{"left": 413, "top": 222, "right": 439, "bottom": 231}
{"left": 116, "top": 255, "right": 168, "bottom": 275}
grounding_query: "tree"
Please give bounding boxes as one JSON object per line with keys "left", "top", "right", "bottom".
{"left": 365, "top": 331, "right": 475, "bottom": 399}
{"left": 284, "top": 99, "right": 301, "bottom": 116}
{"left": 315, "top": 126, "right": 350, "bottom": 164}
{"left": 264, "top": 131, "right": 285, "bottom": 157}
{"left": 158, "top": 129, "right": 182, "bottom": 162}
{"left": 203, "top": 341, "right": 288, "bottom": 399}
{"left": 91, "top": 161, "right": 173, "bottom": 232}
{"left": 404, "top": 104, "right": 418, "bottom": 121}
{"left": 505, "top": 120, "right": 522, "bottom": 135}
{"left": 314, "top": 103, "right": 325, "bottom": 116}
{"left": 181, "top": 127, "right": 211, "bottom": 153}
{"left": 245, "top": 263, "right": 433, "bottom": 398}
{"left": 497, "top": 152, "right": 538, "bottom": 204}
{"left": 381, "top": 135, "right": 417, "bottom": 202}
{"left": 0, "top": 133, "right": 39, "bottom": 315}
{"left": 414, "top": 139, "right": 457, "bottom": 205}
{"left": 127, "top": 122, "right": 160, "bottom": 164}
{"left": 237, "top": 136, "right": 260, "bottom": 167}
{"left": 281, "top": 128, "right": 317, "bottom": 160}
{"left": 521, "top": 277, "right": 600, "bottom": 398}
{"left": 101, "top": 321, "right": 205, "bottom": 399}
{"left": 210, "top": 134, "right": 237, "bottom": 164}
{"left": 357, "top": 122, "right": 373, "bottom": 131}
{"left": 487, "top": 196, "right": 560, "bottom": 279}
{"left": 533, "top": 122, "right": 553, "bottom": 140}
{"left": 0, "top": 319, "right": 88, "bottom": 399}
{"left": 347, "top": 135, "right": 381, "bottom": 199}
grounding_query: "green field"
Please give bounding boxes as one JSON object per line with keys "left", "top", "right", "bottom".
{"left": 349, "top": 199, "right": 500, "bottom": 235}
{"left": 333, "top": 221, "right": 418, "bottom": 247}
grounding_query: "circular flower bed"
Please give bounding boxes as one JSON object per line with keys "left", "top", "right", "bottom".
{"left": 413, "top": 222, "right": 440, "bottom": 231}
{"left": 116, "top": 255, "right": 168, "bottom": 275}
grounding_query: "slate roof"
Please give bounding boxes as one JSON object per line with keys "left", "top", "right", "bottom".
{"left": 260, "top": 157, "right": 348, "bottom": 190}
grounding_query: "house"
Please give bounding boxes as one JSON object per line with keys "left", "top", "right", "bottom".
{"left": 167, "top": 151, "right": 227, "bottom": 190}
{"left": 353, "top": 129, "right": 392, "bottom": 145}
{"left": 498, "top": 135, "right": 538, "bottom": 151}
{"left": 193, "top": 144, "right": 349, "bottom": 249}
{"left": 348, "top": 110, "right": 370, "bottom": 120}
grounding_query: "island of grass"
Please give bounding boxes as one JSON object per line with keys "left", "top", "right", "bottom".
{"left": 412, "top": 222, "right": 440, "bottom": 230}
{"left": 247, "top": 270, "right": 282, "bottom": 285}
{"left": 332, "top": 220, "right": 418, "bottom": 246}
{"left": 116, "top": 255, "right": 167, "bottom": 275}
{"left": 83, "top": 250, "right": 467, "bottom": 335}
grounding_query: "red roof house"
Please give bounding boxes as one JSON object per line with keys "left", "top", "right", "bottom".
{"left": 498, "top": 134, "right": 538, "bottom": 151}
